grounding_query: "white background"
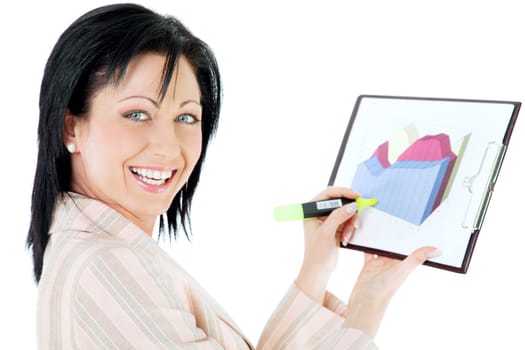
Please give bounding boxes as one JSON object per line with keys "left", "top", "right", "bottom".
{"left": 1, "top": 1, "right": 524, "bottom": 349}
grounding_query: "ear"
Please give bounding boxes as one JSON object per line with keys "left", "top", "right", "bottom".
{"left": 63, "top": 110, "right": 79, "bottom": 152}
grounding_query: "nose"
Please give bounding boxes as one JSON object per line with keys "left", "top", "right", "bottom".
{"left": 149, "top": 119, "right": 181, "bottom": 160}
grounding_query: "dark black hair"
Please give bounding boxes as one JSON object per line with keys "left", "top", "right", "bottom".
{"left": 27, "top": 3, "right": 221, "bottom": 282}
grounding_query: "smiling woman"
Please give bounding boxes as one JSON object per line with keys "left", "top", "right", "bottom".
{"left": 27, "top": 3, "right": 438, "bottom": 350}
{"left": 29, "top": 4, "right": 222, "bottom": 281}
{"left": 64, "top": 54, "right": 203, "bottom": 234}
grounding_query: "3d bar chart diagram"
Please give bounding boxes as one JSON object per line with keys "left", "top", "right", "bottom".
{"left": 351, "top": 125, "right": 469, "bottom": 225}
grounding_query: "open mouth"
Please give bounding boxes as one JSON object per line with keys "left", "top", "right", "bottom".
{"left": 130, "top": 167, "right": 175, "bottom": 186}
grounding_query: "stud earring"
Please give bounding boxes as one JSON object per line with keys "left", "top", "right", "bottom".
{"left": 66, "top": 143, "right": 76, "bottom": 153}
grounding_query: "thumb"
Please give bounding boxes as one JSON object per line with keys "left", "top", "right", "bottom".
{"left": 398, "top": 246, "right": 442, "bottom": 279}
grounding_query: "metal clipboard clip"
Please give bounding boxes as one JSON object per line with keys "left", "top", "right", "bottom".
{"left": 461, "top": 142, "right": 506, "bottom": 230}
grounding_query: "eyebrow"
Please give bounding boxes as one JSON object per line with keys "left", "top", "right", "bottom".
{"left": 180, "top": 100, "right": 202, "bottom": 108}
{"left": 119, "top": 96, "right": 202, "bottom": 108}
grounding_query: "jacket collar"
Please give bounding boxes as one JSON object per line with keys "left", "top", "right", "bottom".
{"left": 50, "top": 192, "right": 152, "bottom": 246}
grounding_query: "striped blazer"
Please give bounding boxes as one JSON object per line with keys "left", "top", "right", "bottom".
{"left": 37, "top": 192, "right": 377, "bottom": 349}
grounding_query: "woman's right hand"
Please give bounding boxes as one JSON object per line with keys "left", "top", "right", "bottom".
{"left": 295, "top": 187, "right": 360, "bottom": 304}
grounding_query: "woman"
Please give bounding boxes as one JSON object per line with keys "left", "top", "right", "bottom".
{"left": 27, "top": 4, "right": 439, "bottom": 349}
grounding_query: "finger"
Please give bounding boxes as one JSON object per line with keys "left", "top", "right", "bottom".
{"left": 340, "top": 216, "right": 357, "bottom": 246}
{"left": 310, "top": 186, "right": 360, "bottom": 202}
{"left": 317, "top": 201, "right": 358, "bottom": 239}
{"left": 346, "top": 215, "right": 357, "bottom": 232}
{"left": 398, "top": 246, "right": 442, "bottom": 279}
{"left": 364, "top": 253, "right": 376, "bottom": 263}
{"left": 341, "top": 228, "right": 354, "bottom": 247}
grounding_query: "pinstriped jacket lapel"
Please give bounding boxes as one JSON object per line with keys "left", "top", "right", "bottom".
{"left": 50, "top": 192, "right": 254, "bottom": 349}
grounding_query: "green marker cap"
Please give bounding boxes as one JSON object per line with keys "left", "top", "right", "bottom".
{"left": 274, "top": 203, "right": 304, "bottom": 221}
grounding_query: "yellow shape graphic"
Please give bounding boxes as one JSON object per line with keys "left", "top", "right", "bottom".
{"left": 443, "top": 133, "right": 471, "bottom": 200}
{"left": 388, "top": 124, "right": 419, "bottom": 164}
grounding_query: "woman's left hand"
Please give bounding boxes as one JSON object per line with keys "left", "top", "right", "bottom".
{"left": 344, "top": 246, "right": 441, "bottom": 337}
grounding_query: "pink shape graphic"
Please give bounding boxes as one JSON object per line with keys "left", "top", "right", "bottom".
{"left": 373, "top": 141, "right": 391, "bottom": 168}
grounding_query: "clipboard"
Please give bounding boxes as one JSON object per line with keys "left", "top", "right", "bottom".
{"left": 328, "top": 95, "right": 521, "bottom": 273}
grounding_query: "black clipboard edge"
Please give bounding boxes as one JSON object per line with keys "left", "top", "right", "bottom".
{"left": 329, "top": 94, "right": 521, "bottom": 274}
{"left": 502, "top": 100, "right": 521, "bottom": 145}
{"left": 340, "top": 228, "right": 480, "bottom": 273}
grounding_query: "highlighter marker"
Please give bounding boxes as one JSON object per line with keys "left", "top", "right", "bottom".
{"left": 274, "top": 197, "right": 378, "bottom": 221}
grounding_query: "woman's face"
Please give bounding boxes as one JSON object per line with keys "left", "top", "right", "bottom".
{"left": 65, "top": 53, "right": 202, "bottom": 234}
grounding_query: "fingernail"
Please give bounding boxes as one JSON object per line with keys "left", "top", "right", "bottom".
{"left": 345, "top": 202, "right": 358, "bottom": 214}
{"left": 342, "top": 231, "right": 352, "bottom": 246}
{"left": 354, "top": 217, "right": 360, "bottom": 229}
{"left": 425, "top": 248, "right": 443, "bottom": 259}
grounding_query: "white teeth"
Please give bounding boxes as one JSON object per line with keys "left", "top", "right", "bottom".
{"left": 131, "top": 167, "right": 173, "bottom": 182}
{"left": 141, "top": 177, "right": 165, "bottom": 186}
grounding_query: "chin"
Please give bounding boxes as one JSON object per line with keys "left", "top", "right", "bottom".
{"left": 125, "top": 195, "right": 170, "bottom": 216}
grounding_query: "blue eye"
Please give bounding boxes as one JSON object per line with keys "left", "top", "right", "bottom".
{"left": 176, "top": 114, "right": 200, "bottom": 124}
{"left": 125, "top": 111, "right": 148, "bottom": 121}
